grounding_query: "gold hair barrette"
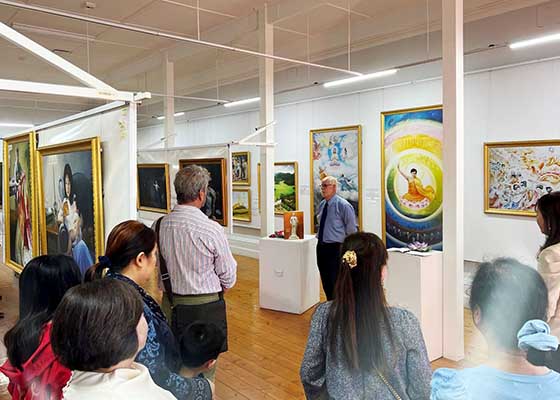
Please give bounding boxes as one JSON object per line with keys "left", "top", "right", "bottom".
{"left": 342, "top": 250, "right": 358, "bottom": 269}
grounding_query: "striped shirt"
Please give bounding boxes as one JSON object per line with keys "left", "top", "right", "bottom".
{"left": 154, "top": 204, "right": 237, "bottom": 295}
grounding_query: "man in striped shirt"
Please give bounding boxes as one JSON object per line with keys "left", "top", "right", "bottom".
{"left": 155, "top": 165, "right": 237, "bottom": 380}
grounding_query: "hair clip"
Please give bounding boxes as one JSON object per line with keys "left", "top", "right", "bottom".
{"left": 342, "top": 250, "right": 358, "bottom": 269}
{"left": 98, "top": 255, "right": 112, "bottom": 268}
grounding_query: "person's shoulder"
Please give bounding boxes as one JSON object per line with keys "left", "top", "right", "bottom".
{"left": 311, "top": 301, "right": 332, "bottom": 324}
{"left": 387, "top": 306, "right": 419, "bottom": 326}
{"left": 540, "top": 243, "right": 560, "bottom": 261}
{"left": 431, "top": 368, "right": 471, "bottom": 400}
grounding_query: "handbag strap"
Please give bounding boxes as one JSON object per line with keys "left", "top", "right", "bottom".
{"left": 155, "top": 216, "right": 174, "bottom": 305}
{"left": 376, "top": 369, "right": 402, "bottom": 400}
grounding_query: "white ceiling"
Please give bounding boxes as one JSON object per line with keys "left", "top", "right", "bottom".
{"left": 0, "top": 0, "right": 559, "bottom": 134}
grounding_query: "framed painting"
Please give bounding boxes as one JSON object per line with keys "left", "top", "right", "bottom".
{"left": 484, "top": 140, "right": 560, "bottom": 216}
{"left": 0, "top": 162, "right": 3, "bottom": 208}
{"left": 137, "top": 163, "right": 171, "bottom": 213}
{"left": 3, "top": 132, "right": 39, "bottom": 273}
{"left": 232, "top": 151, "right": 250, "bottom": 185}
{"left": 274, "top": 161, "right": 298, "bottom": 215}
{"left": 232, "top": 188, "right": 251, "bottom": 222}
{"left": 179, "top": 158, "right": 228, "bottom": 226}
{"left": 37, "top": 137, "right": 104, "bottom": 277}
{"left": 257, "top": 162, "right": 261, "bottom": 213}
{"left": 310, "top": 125, "right": 361, "bottom": 232}
{"left": 381, "top": 105, "right": 443, "bottom": 250}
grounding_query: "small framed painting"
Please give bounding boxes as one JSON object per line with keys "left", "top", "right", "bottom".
{"left": 232, "top": 188, "right": 251, "bottom": 222}
{"left": 274, "top": 162, "right": 298, "bottom": 215}
{"left": 137, "top": 163, "right": 171, "bottom": 213}
{"left": 232, "top": 151, "right": 250, "bottom": 185}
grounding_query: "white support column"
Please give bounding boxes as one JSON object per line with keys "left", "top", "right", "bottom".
{"left": 442, "top": 0, "right": 465, "bottom": 360}
{"left": 128, "top": 102, "right": 139, "bottom": 222}
{"left": 163, "top": 53, "right": 175, "bottom": 149}
{"left": 259, "top": 4, "right": 275, "bottom": 237}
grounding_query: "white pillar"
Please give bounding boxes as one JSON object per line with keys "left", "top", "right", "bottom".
{"left": 163, "top": 52, "right": 175, "bottom": 148}
{"left": 442, "top": 0, "right": 465, "bottom": 360}
{"left": 128, "top": 102, "right": 138, "bottom": 222}
{"left": 259, "top": 4, "right": 275, "bottom": 237}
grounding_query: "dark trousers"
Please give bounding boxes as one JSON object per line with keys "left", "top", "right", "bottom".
{"left": 316, "top": 242, "right": 342, "bottom": 301}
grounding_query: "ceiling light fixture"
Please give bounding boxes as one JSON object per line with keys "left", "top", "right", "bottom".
{"left": 174, "top": 112, "right": 185, "bottom": 117}
{"left": 0, "top": 122, "right": 34, "bottom": 128}
{"left": 509, "top": 32, "right": 560, "bottom": 49}
{"left": 223, "top": 97, "right": 260, "bottom": 108}
{"left": 323, "top": 69, "right": 399, "bottom": 88}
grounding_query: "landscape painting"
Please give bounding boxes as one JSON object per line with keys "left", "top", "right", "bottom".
{"left": 274, "top": 162, "right": 298, "bottom": 215}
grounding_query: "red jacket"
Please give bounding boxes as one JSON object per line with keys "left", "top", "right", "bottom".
{"left": 0, "top": 323, "right": 71, "bottom": 400}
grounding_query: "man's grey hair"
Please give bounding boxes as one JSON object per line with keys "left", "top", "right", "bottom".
{"left": 174, "top": 165, "right": 211, "bottom": 204}
{"left": 321, "top": 175, "right": 338, "bottom": 187}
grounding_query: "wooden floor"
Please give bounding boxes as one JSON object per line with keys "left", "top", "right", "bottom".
{"left": 0, "top": 255, "right": 487, "bottom": 399}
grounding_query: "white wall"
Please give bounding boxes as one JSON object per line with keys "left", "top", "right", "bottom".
{"left": 139, "top": 58, "right": 560, "bottom": 265}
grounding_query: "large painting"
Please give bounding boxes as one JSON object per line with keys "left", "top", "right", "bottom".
{"left": 232, "top": 151, "right": 250, "bottom": 185}
{"left": 274, "top": 162, "right": 298, "bottom": 215}
{"left": 180, "top": 158, "right": 227, "bottom": 226}
{"left": 232, "top": 188, "right": 251, "bottom": 222}
{"left": 310, "top": 126, "right": 361, "bottom": 232}
{"left": 484, "top": 140, "right": 560, "bottom": 216}
{"left": 3, "top": 133, "right": 38, "bottom": 272}
{"left": 37, "top": 138, "right": 104, "bottom": 277}
{"left": 137, "top": 163, "right": 170, "bottom": 213}
{"left": 382, "top": 105, "right": 443, "bottom": 250}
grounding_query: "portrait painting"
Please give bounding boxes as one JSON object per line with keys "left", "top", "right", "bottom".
{"left": 310, "top": 125, "right": 361, "bottom": 232}
{"left": 137, "top": 163, "right": 170, "bottom": 213}
{"left": 232, "top": 188, "right": 251, "bottom": 222}
{"left": 37, "top": 137, "right": 104, "bottom": 277}
{"left": 180, "top": 158, "right": 227, "bottom": 226}
{"left": 274, "top": 162, "right": 298, "bottom": 215}
{"left": 382, "top": 105, "right": 443, "bottom": 250}
{"left": 484, "top": 140, "right": 560, "bottom": 216}
{"left": 232, "top": 151, "right": 250, "bottom": 185}
{"left": 3, "top": 133, "right": 38, "bottom": 273}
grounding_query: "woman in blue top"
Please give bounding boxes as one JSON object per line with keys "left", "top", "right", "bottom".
{"left": 431, "top": 257, "right": 560, "bottom": 400}
{"left": 87, "top": 220, "right": 212, "bottom": 400}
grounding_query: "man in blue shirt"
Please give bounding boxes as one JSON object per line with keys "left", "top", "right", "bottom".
{"left": 315, "top": 176, "right": 358, "bottom": 300}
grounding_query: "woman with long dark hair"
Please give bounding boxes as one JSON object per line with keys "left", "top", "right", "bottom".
{"left": 431, "top": 258, "right": 560, "bottom": 399}
{"left": 300, "top": 232, "right": 431, "bottom": 399}
{"left": 0, "top": 255, "right": 82, "bottom": 400}
{"left": 86, "top": 220, "right": 212, "bottom": 400}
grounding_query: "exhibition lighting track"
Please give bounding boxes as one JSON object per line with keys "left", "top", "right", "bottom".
{"left": 509, "top": 32, "right": 560, "bottom": 49}
{"left": 0, "top": 0, "right": 363, "bottom": 78}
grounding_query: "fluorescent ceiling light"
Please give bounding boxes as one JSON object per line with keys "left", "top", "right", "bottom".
{"left": 224, "top": 97, "right": 260, "bottom": 108}
{"left": 155, "top": 112, "right": 185, "bottom": 120}
{"left": 509, "top": 33, "right": 560, "bottom": 49}
{"left": 0, "top": 122, "right": 34, "bottom": 128}
{"left": 323, "top": 69, "right": 398, "bottom": 88}
{"left": 156, "top": 115, "right": 165, "bottom": 120}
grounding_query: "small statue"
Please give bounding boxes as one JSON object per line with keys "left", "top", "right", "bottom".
{"left": 289, "top": 212, "right": 299, "bottom": 240}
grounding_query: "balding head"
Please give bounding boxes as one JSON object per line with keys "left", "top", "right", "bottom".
{"left": 320, "top": 176, "right": 337, "bottom": 201}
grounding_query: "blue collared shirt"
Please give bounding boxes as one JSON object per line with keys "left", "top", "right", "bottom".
{"left": 316, "top": 194, "right": 357, "bottom": 243}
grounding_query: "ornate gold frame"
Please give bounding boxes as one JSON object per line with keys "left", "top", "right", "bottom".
{"left": 483, "top": 139, "right": 560, "bottom": 217}
{"left": 179, "top": 157, "right": 228, "bottom": 226}
{"left": 3, "top": 132, "right": 39, "bottom": 273}
{"left": 380, "top": 104, "right": 443, "bottom": 244}
{"left": 137, "top": 163, "right": 171, "bottom": 213}
{"left": 36, "top": 137, "right": 104, "bottom": 260}
{"left": 232, "top": 151, "right": 251, "bottom": 186}
{"left": 309, "top": 125, "right": 362, "bottom": 233}
{"left": 274, "top": 161, "right": 299, "bottom": 215}
{"left": 232, "top": 188, "right": 251, "bottom": 222}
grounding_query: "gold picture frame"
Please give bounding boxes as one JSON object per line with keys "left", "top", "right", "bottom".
{"left": 180, "top": 158, "right": 228, "bottom": 226}
{"left": 309, "top": 125, "right": 362, "bottom": 233}
{"left": 3, "top": 132, "right": 39, "bottom": 273}
{"left": 37, "top": 137, "right": 104, "bottom": 270}
{"left": 257, "top": 162, "right": 261, "bottom": 213}
{"left": 137, "top": 163, "right": 171, "bottom": 214}
{"left": 484, "top": 139, "right": 560, "bottom": 217}
{"left": 232, "top": 188, "right": 251, "bottom": 222}
{"left": 274, "top": 161, "right": 299, "bottom": 215}
{"left": 232, "top": 151, "right": 251, "bottom": 186}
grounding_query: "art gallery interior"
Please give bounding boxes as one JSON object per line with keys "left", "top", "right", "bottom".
{"left": 0, "top": 0, "right": 560, "bottom": 398}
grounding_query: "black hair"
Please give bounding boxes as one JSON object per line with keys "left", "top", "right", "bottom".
{"left": 63, "top": 163, "right": 74, "bottom": 203}
{"left": 410, "top": 168, "right": 418, "bottom": 174}
{"left": 328, "top": 232, "right": 393, "bottom": 373}
{"left": 179, "top": 321, "right": 225, "bottom": 368}
{"left": 4, "top": 255, "right": 82, "bottom": 370}
{"left": 51, "top": 279, "right": 143, "bottom": 371}
{"left": 536, "top": 192, "right": 560, "bottom": 250}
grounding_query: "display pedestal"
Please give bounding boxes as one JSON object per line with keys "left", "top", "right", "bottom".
{"left": 259, "top": 235, "right": 320, "bottom": 314}
{"left": 385, "top": 251, "right": 443, "bottom": 361}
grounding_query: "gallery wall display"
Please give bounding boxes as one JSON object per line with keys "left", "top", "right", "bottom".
{"left": 484, "top": 140, "right": 560, "bottom": 216}
{"left": 232, "top": 151, "right": 250, "bottom": 185}
{"left": 180, "top": 158, "right": 228, "bottom": 226}
{"left": 232, "top": 188, "right": 251, "bottom": 222}
{"left": 37, "top": 137, "right": 104, "bottom": 277}
{"left": 3, "top": 132, "right": 39, "bottom": 273}
{"left": 137, "top": 163, "right": 171, "bottom": 213}
{"left": 274, "top": 162, "right": 298, "bottom": 215}
{"left": 381, "top": 105, "right": 443, "bottom": 250}
{"left": 283, "top": 210, "right": 304, "bottom": 240}
{"left": 310, "top": 125, "right": 362, "bottom": 232}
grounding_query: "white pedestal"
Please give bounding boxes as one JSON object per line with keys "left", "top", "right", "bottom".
{"left": 259, "top": 235, "right": 320, "bottom": 314}
{"left": 385, "top": 251, "right": 443, "bottom": 361}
